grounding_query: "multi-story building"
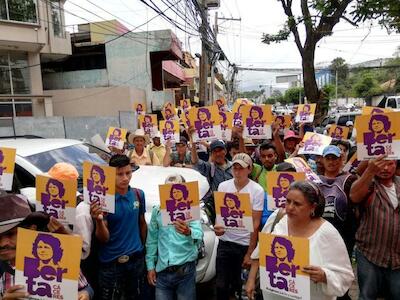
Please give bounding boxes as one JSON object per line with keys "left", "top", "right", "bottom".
{"left": 0, "top": 0, "right": 71, "bottom": 127}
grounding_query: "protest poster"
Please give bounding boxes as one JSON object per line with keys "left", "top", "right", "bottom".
{"left": 133, "top": 102, "right": 146, "bottom": 115}
{"left": 0, "top": 147, "right": 16, "bottom": 191}
{"left": 232, "top": 98, "right": 253, "bottom": 127}
{"left": 328, "top": 125, "right": 349, "bottom": 140}
{"left": 180, "top": 107, "right": 192, "bottom": 128}
{"left": 35, "top": 175, "right": 77, "bottom": 226}
{"left": 343, "top": 153, "right": 361, "bottom": 173}
{"left": 218, "top": 110, "right": 233, "bottom": 141}
{"left": 188, "top": 105, "right": 221, "bottom": 142}
{"left": 274, "top": 115, "right": 292, "bottom": 134}
{"left": 159, "top": 120, "right": 180, "bottom": 144}
{"left": 295, "top": 104, "right": 316, "bottom": 123}
{"left": 362, "top": 106, "right": 392, "bottom": 115}
{"left": 285, "top": 157, "right": 322, "bottom": 183}
{"left": 214, "top": 192, "right": 253, "bottom": 232}
{"left": 259, "top": 232, "right": 310, "bottom": 300}
{"left": 298, "top": 132, "right": 332, "bottom": 156}
{"left": 159, "top": 181, "right": 200, "bottom": 226}
{"left": 215, "top": 97, "right": 227, "bottom": 111}
{"left": 180, "top": 99, "right": 191, "bottom": 111}
{"left": 162, "top": 101, "right": 177, "bottom": 120}
{"left": 139, "top": 114, "right": 158, "bottom": 138}
{"left": 266, "top": 172, "right": 306, "bottom": 211}
{"left": 242, "top": 105, "right": 273, "bottom": 139}
{"left": 15, "top": 228, "right": 82, "bottom": 300}
{"left": 355, "top": 112, "right": 400, "bottom": 160}
{"left": 105, "top": 127, "right": 127, "bottom": 150}
{"left": 83, "top": 162, "right": 116, "bottom": 213}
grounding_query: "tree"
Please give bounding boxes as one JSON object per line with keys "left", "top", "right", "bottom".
{"left": 330, "top": 57, "right": 349, "bottom": 84}
{"left": 265, "top": 90, "right": 284, "bottom": 104}
{"left": 353, "top": 72, "right": 383, "bottom": 105}
{"left": 284, "top": 87, "right": 304, "bottom": 104}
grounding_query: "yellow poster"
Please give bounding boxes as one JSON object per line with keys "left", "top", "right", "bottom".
{"left": 180, "top": 99, "right": 191, "bottom": 111}
{"left": 83, "top": 162, "right": 116, "bottom": 213}
{"left": 362, "top": 106, "right": 392, "bottom": 115}
{"left": 159, "top": 120, "right": 180, "bottom": 144}
{"left": 159, "top": 181, "right": 200, "bottom": 226}
{"left": 162, "top": 101, "right": 177, "bottom": 120}
{"left": 180, "top": 107, "right": 192, "bottom": 128}
{"left": 188, "top": 105, "right": 221, "bottom": 142}
{"left": 328, "top": 125, "right": 350, "bottom": 140}
{"left": 133, "top": 102, "right": 146, "bottom": 115}
{"left": 285, "top": 157, "right": 322, "bottom": 183}
{"left": 35, "top": 175, "right": 77, "bottom": 226}
{"left": 274, "top": 115, "right": 292, "bottom": 133}
{"left": 0, "top": 147, "right": 16, "bottom": 191}
{"left": 105, "top": 127, "right": 128, "bottom": 150}
{"left": 266, "top": 172, "right": 306, "bottom": 211}
{"left": 355, "top": 112, "right": 400, "bottom": 160}
{"left": 232, "top": 98, "right": 253, "bottom": 127}
{"left": 15, "top": 228, "right": 82, "bottom": 300}
{"left": 218, "top": 111, "right": 233, "bottom": 141}
{"left": 242, "top": 105, "right": 273, "bottom": 139}
{"left": 343, "top": 153, "right": 361, "bottom": 173}
{"left": 259, "top": 233, "right": 310, "bottom": 300}
{"left": 214, "top": 192, "right": 253, "bottom": 232}
{"left": 295, "top": 104, "right": 316, "bottom": 123}
{"left": 215, "top": 97, "right": 227, "bottom": 111}
{"left": 139, "top": 114, "right": 158, "bottom": 138}
{"left": 298, "top": 132, "right": 332, "bottom": 156}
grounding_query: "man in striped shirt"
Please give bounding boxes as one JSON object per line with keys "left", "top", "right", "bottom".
{"left": 350, "top": 155, "right": 400, "bottom": 299}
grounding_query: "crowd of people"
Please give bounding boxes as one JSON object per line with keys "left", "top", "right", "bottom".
{"left": 0, "top": 104, "right": 400, "bottom": 300}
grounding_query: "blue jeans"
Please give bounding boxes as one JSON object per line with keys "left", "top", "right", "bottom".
{"left": 155, "top": 261, "right": 196, "bottom": 300}
{"left": 98, "top": 254, "right": 145, "bottom": 300}
{"left": 356, "top": 249, "right": 400, "bottom": 300}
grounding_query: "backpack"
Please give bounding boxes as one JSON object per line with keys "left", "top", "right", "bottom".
{"left": 318, "top": 174, "right": 352, "bottom": 221}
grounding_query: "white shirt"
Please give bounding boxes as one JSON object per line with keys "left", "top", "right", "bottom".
{"left": 73, "top": 202, "right": 93, "bottom": 260}
{"left": 217, "top": 179, "right": 264, "bottom": 246}
{"left": 252, "top": 215, "right": 354, "bottom": 300}
{"left": 384, "top": 184, "right": 399, "bottom": 209}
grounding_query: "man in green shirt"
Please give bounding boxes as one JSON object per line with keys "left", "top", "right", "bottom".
{"left": 251, "top": 143, "right": 278, "bottom": 190}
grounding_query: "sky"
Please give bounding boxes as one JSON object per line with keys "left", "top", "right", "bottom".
{"left": 64, "top": 0, "right": 400, "bottom": 92}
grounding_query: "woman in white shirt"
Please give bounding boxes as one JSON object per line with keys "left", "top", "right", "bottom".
{"left": 246, "top": 181, "right": 354, "bottom": 300}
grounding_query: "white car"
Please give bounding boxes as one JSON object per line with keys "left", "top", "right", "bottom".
{"left": 0, "top": 137, "right": 217, "bottom": 283}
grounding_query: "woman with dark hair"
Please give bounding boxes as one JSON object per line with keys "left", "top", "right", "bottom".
{"left": 272, "top": 173, "right": 294, "bottom": 208}
{"left": 87, "top": 165, "right": 107, "bottom": 203}
{"left": 331, "top": 126, "right": 344, "bottom": 140}
{"left": 40, "top": 179, "right": 67, "bottom": 219}
{"left": 233, "top": 103, "right": 245, "bottom": 127}
{"left": 246, "top": 180, "right": 354, "bottom": 300}
{"left": 194, "top": 108, "right": 214, "bottom": 139}
{"left": 162, "top": 120, "right": 175, "bottom": 141}
{"left": 246, "top": 106, "right": 265, "bottom": 136}
{"left": 220, "top": 193, "right": 244, "bottom": 226}
{"left": 165, "top": 183, "right": 193, "bottom": 222}
{"left": 299, "top": 104, "right": 311, "bottom": 121}
{"left": 363, "top": 114, "right": 394, "bottom": 156}
{"left": 142, "top": 115, "right": 154, "bottom": 136}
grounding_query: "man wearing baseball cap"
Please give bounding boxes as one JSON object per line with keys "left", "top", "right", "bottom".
{"left": 163, "top": 136, "right": 192, "bottom": 167}
{"left": 214, "top": 153, "right": 264, "bottom": 300}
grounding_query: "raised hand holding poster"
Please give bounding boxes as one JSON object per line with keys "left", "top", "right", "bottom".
{"left": 160, "top": 120, "right": 180, "bottom": 144}
{"left": 218, "top": 110, "right": 233, "bottom": 141}
{"left": 232, "top": 98, "right": 253, "bottom": 127}
{"left": 83, "top": 162, "right": 116, "bottom": 213}
{"left": 162, "top": 101, "right": 177, "bottom": 120}
{"left": 105, "top": 127, "right": 127, "bottom": 150}
{"left": 295, "top": 104, "right": 316, "bottom": 123}
{"left": 343, "top": 153, "right": 361, "bottom": 173}
{"left": 259, "top": 233, "right": 310, "bottom": 300}
{"left": 15, "top": 228, "right": 82, "bottom": 300}
{"left": 36, "top": 175, "right": 77, "bottom": 226}
{"left": 0, "top": 147, "right": 16, "bottom": 191}
{"left": 214, "top": 192, "right": 253, "bottom": 232}
{"left": 298, "top": 132, "right": 332, "bottom": 156}
{"left": 134, "top": 102, "right": 146, "bottom": 115}
{"left": 159, "top": 181, "right": 200, "bottom": 226}
{"left": 274, "top": 115, "right": 292, "bottom": 134}
{"left": 139, "top": 114, "right": 158, "bottom": 138}
{"left": 285, "top": 157, "right": 322, "bottom": 183}
{"left": 215, "top": 97, "right": 227, "bottom": 112}
{"left": 188, "top": 105, "right": 221, "bottom": 142}
{"left": 243, "top": 105, "right": 273, "bottom": 139}
{"left": 356, "top": 112, "right": 400, "bottom": 160}
{"left": 180, "top": 99, "right": 191, "bottom": 111}
{"left": 329, "top": 125, "right": 349, "bottom": 140}
{"left": 266, "top": 172, "right": 306, "bottom": 211}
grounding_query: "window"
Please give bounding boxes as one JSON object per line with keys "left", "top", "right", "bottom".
{"left": 0, "top": 0, "right": 38, "bottom": 24}
{"left": 387, "top": 98, "right": 397, "bottom": 109}
{"left": 51, "top": 0, "right": 64, "bottom": 37}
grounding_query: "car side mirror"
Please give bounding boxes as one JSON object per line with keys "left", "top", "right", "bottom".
{"left": 20, "top": 187, "right": 36, "bottom": 206}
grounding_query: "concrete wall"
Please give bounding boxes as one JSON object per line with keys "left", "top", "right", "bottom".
{"left": 43, "top": 69, "right": 109, "bottom": 90}
{"left": 13, "top": 117, "right": 65, "bottom": 138}
{"left": 45, "top": 85, "right": 146, "bottom": 117}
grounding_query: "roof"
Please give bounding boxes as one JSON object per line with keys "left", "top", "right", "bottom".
{"left": 0, "top": 138, "right": 82, "bottom": 157}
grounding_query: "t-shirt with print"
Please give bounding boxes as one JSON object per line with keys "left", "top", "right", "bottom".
{"left": 217, "top": 179, "right": 264, "bottom": 246}
{"left": 98, "top": 187, "right": 145, "bottom": 263}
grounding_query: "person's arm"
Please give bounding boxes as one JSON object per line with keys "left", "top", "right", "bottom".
{"left": 187, "top": 220, "right": 204, "bottom": 240}
{"left": 350, "top": 155, "right": 387, "bottom": 203}
{"left": 243, "top": 210, "right": 262, "bottom": 269}
{"left": 145, "top": 208, "right": 159, "bottom": 286}
{"left": 272, "top": 121, "right": 285, "bottom": 163}
{"left": 90, "top": 202, "right": 109, "bottom": 243}
{"left": 151, "top": 150, "right": 160, "bottom": 166}
{"left": 140, "top": 214, "right": 147, "bottom": 245}
{"left": 163, "top": 141, "right": 173, "bottom": 167}
{"left": 74, "top": 203, "right": 94, "bottom": 260}
{"left": 3, "top": 285, "right": 30, "bottom": 299}
{"left": 188, "top": 126, "right": 200, "bottom": 164}
{"left": 246, "top": 259, "right": 260, "bottom": 300}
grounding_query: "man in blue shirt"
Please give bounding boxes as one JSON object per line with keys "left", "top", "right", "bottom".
{"left": 91, "top": 154, "right": 147, "bottom": 300}
{"left": 146, "top": 173, "right": 203, "bottom": 300}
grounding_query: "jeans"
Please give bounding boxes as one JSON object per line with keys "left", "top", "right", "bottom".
{"left": 98, "top": 254, "right": 145, "bottom": 300}
{"left": 155, "top": 261, "right": 196, "bottom": 300}
{"left": 216, "top": 240, "right": 248, "bottom": 300}
{"left": 356, "top": 249, "right": 400, "bottom": 300}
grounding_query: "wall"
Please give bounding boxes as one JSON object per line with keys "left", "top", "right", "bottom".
{"left": 43, "top": 69, "right": 109, "bottom": 90}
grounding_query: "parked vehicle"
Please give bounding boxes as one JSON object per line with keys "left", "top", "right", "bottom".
{"left": 377, "top": 95, "right": 400, "bottom": 111}
{"left": 320, "top": 111, "right": 361, "bottom": 128}
{"left": 0, "top": 137, "right": 217, "bottom": 283}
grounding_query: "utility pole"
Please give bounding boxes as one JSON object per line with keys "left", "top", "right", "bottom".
{"left": 335, "top": 69, "right": 338, "bottom": 107}
{"left": 199, "top": 0, "right": 209, "bottom": 106}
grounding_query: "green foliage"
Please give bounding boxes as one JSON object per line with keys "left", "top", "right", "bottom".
{"left": 284, "top": 87, "right": 304, "bottom": 104}
{"left": 238, "top": 90, "right": 264, "bottom": 99}
{"left": 352, "top": 72, "right": 383, "bottom": 99}
{"left": 262, "top": 25, "right": 291, "bottom": 44}
{"left": 265, "top": 90, "right": 284, "bottom": 104}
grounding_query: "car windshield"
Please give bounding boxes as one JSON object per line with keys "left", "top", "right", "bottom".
{"left": 24, "top": 143, "right": 110, "bottom": 176}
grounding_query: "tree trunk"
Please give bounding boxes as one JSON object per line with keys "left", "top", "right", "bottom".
{"left": 302, "top": 42, "right": 320, "bottom": 104}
